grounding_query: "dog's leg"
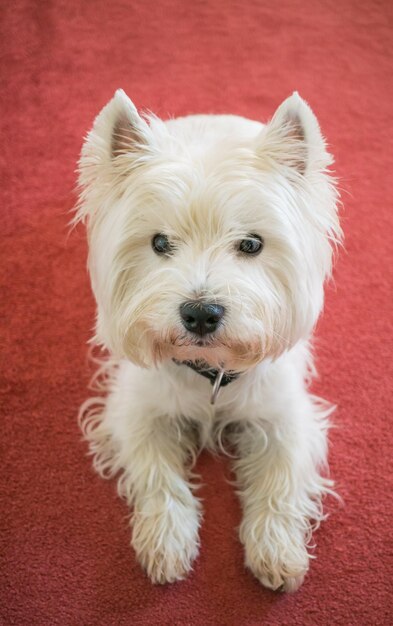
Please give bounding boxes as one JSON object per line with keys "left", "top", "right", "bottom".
{"left": 233, "top": 383, "right": 332, "bottom": 592}
{"left": 82, "top": 376, "right": 201, "bottom": 584}
{"left": 126, "top": 416, "right": 201, "bottom": 584}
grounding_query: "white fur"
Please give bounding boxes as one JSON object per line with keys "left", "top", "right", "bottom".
{"left": 76, "top": 90, "right": 341, "bottom": 591}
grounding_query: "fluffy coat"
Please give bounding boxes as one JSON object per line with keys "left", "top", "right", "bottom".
{"left": 76, "top": 90, "right": 341, "bottom": 592}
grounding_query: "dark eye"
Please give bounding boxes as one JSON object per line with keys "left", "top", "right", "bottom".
{"left": 238, "top": 234, "right": 264, "bottom": 256}
{"left": 152, "top": 233, "right": 173, "bottom": 255}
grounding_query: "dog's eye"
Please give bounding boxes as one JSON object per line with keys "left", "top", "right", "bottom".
{"left": 238, "top": 234, "right": 264, "bottom": 256}
{"left": 152, "top": 233, "right": 173, "bottom": 255}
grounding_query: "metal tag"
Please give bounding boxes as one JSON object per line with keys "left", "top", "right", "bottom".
{"left": 210, "top": 368, "right": 224, "bottom": 405}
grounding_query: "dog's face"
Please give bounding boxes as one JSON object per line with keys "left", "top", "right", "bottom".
{"left": 77, "top": 91, "right": 340, "bottom": 371}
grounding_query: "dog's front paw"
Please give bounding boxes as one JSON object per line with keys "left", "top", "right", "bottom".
{"left": 132, "top": 496, "right": 200, "bottom": 584}
{"left": 240, "top": 513, "right": 309, "bottom": 592}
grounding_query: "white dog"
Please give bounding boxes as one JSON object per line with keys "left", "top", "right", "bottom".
{"left": 76, "top": 90, "right": 341, "bottom": 592}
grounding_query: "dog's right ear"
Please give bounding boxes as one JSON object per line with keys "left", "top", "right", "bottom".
{"left": 111, "top": 89, "right": 151, "bottom": 158}
{"left": 78, "top": 90, "right": 152, "bottom": 195}
{"left": 92, "top": 89, "right": 151, "bottom": 157}
{"left": 76, "top": 91, "right": 154, "bottom": 223}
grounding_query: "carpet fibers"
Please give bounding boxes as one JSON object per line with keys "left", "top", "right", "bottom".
{"left": 1, "top": 1, "right": 392, "bottom": 624}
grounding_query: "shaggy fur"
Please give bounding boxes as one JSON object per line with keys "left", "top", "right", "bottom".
{"left": 76, "top": 90, "right": 341, "bottom": 592}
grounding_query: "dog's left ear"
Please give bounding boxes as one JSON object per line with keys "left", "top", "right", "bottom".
{"left": 257, "top": 92, "right": 332, "bottom": 175}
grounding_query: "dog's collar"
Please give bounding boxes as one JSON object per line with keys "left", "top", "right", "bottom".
{"left": 173, "top": 359, "right": 240, "bottom": 404}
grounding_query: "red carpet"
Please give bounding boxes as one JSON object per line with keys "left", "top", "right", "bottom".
{"left": 2, "top": 1, "right": 392, "bottom": 624}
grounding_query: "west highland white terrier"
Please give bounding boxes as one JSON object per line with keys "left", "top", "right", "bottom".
{"left": 76, "top": 90, "right": 341, "bottom": 592}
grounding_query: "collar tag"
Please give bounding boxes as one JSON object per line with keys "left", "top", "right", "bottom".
{"left": 210, "top": 368, "right": 225, "bottom": 405}
{"left": 172, "top": 359, "right": 240, "bottom": 401}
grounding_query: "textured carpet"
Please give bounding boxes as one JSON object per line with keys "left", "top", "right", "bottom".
{"left": 1, "top": 1, "right": 392, "bottom": 624}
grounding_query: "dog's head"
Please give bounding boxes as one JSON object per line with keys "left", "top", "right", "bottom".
{"left": 77, "top": 90, "right": 341, "bottom": 371}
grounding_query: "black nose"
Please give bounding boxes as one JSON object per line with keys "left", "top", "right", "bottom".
{"left": 179, "top": 301, "right": 225, "bottom": 336}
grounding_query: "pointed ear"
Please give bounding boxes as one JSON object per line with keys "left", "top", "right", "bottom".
{"left": 257, "top": 92, "right": 332, "bottom": 175}
{"left": 76, "top": 90, "right": 153, "bottom": 223}
{"left": 109, "top": 89, "right": 151, "bottom": 158}
{"left": 79, "top": 89, "right": 151, "bottom": 172}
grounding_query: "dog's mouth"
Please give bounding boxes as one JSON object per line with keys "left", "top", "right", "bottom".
{"left": 194, "top": 338, "right": 215, "bottom": 347}
{"left": 148, "top": 328, "right": 266, "bottom": 372}
{"left": 167, "top": 330, "right": 221, "bottom": 350}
